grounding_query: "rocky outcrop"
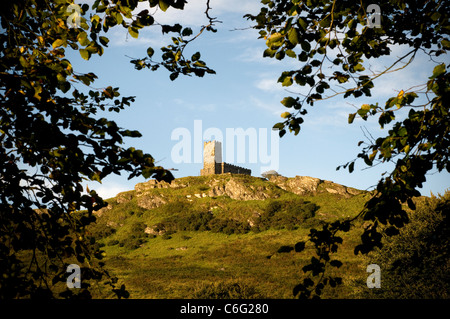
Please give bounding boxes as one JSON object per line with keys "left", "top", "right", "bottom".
{"left": 269, "top": 175, "right": 321, "bottom": 195}
{"left": 136, "top": 194, "right": 167, "bottom": 210}
{"left": 116, "top": 191, "right": 133, "bottom": 204}
{"left": 134, "top": 180, "right": 180, "bottom": 209}
{"left": 108, "top": 175, "right": 364, "bottom": 212}
{"left": 134, "top": 179, "right": 187, "bottom": 192}
{"left": 207, "top": 178, "right": 271, "bottom": 200}
{"left": 269, "top": 175, "right": 362, "bottom": 198}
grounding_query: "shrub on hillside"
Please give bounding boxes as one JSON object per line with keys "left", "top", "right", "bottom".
{"left": 117, "top": 221, "right": 149, "bottom": 250}
{"left": 255, "top": 199, "right": 318, "bottom": 231}
{"left": 209, "top": 218, "right": 250, "bottom": 235}
{"left": 180, "top": 211, "right": 214, "bottom": 231}
{"left": 88, "top": 221, "right": 116, "bottom": 239}
{"left": 130, "top": 221, "right": 146, "bottom": 233}
{"left": 364, "top": 192, "right": 450, "bottom": 298}
{"left": 120, "top": 235, "right": 147, "bottom": 250}
{"left": 164, "top": 211, "right": 214, "bottom": 231}
{"left": 192, "top": 281, "right": 264, "bottom": 299}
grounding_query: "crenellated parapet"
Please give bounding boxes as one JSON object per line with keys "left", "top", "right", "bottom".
{"left": 200, "top": 141, "right": 251, "bottom": 176}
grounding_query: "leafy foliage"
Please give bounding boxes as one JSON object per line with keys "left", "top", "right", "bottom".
{"left": 246, "top": 0, "right": 449, "bottom": 298}
{"left": 365, "top": 192, "right": 450, "bottom": 298}
{"left": 0, "top": 0, "right": 216, "bottom": 298}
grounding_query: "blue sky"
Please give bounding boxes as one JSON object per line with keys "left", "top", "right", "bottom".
{"left": 71, "top": 1, "right": 449, "bottom": 199}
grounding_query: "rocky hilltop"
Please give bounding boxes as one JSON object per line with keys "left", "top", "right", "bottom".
{"left": 97, "top": 174, "right": 364, "bottom": 216}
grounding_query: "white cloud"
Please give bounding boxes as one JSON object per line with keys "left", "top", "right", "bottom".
{"left": 136, "top": 0, "right": 260, "bottom": 27}
{"left": 255, "top": 77, "right": 283, "bottom": 93}
{"left": 107, "top": 0, "right": 262, "bottom": 47}
{"left": 250, "top": 96, "right": 285, "bottom": 115}
{"left": 88, "top": 181, "right": 131, "bottom": 199}
{"left": 109, "top": 26, "right": 168, "bottom": 48}
{"left": 306, "top": 102, "right": 355, "bottom": 128}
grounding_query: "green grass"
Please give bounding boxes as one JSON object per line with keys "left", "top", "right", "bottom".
{"left": 101, "top": 229, "right": 304, "bottom": 298}
{"left": 95, "top": 225, "right": 368, "bottom": 299}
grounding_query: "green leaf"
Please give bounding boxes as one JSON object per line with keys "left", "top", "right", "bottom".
{"left": 52, "top": 38, "right": 65, "bottom": 49}
{"left": 281, "top": 112, "right": 291, "bottom": 118}
{"left": 120, "top": 130, "right": 142, "bottom": 138}
{"left": 128, "top": 27, "right": 139, "bottom": 39}
{"left": 354, "top": 63, "right": 365, "bottom": 72}
{"left": 99, "top": 36, "right": 109, "bottom": 46}
{"left": 348, "top": 113, "right": 356, "bottom": 124}
{"left": 288, "top": 27, "right": 299, "bottom": 45}
{"left": 159, "top": 0, "right": 170, "bottom": 12}
{"left": 441, "top": 39, "right": 450, "bottom": 49}
{"left": 281, "top": 76, "right": 293, "bottom": 87}
{"left": 147, "top": 47, "right": 155, "bottom": 58}
{"left": 266, "top": 32, "right": 284, "bottom": 46}
{"left": 431, "top": 63, "right": 445, "bottom": 79}
{"left": 298, "top": 18, "right": 307, "bottom": 31}
{"left": 285, "top": 49, "right": 296, "bottom": 58}
{"left": 349, "top": 161, "right": 355, "bottom": 173}
{"left": 170, "top": 72, "right": 179, "bottom": 81}
{"left": 191, "top": 52, "right": 201, "bottom": 61}
{"left": 275, "top": 51, "right": 285, "bottom": 60}
{"left": 115, "top": 11, "right": 124, "bottom": 24}
{"left": 281, "top": 96, "right": 297, "bottom": 108}
{"left": 77, "top": 32, "right": 90, "bottom": 46}
{"left": 273, "top": 122, "right": 285, "bottom": 130}
{"left": 79, "top": 49, "right": 90, "bottom": 60}
{"left": 182, "top": 27, "right": 193, "bottom": 37}
{"left": 263, "top": 48, "right": 276, "bottom": 58}
{"left": 301, "top": 40, "right": 311, "bottom": 52}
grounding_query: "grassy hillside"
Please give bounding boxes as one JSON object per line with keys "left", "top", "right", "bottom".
{"left": 86, "top": 174, "right": 376, "bottom": 298}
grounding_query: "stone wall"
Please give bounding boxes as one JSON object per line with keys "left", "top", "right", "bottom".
{"left": 200, "top": 162, "right": 251, "bottom": 176}
{"left": 200, "top": 141, "right": 251, "bottom": 176}
{"left": 221, "top": 162, "right": 251, "bottom": 175}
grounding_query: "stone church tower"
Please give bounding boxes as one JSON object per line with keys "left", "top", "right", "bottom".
{"left": 200, "top": 141, "right": 251, "bottom": 176}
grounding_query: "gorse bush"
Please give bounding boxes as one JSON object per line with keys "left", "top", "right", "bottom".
{"left": 118, "top": 221, "right": 149, "bottom": 250}
{"left": 87, "top": 221, "right": 116, "bottom": 240}
{"left": 163, "top": 211, "right": 214, "bottom": 232}
{"left": 156, "top": 211, "right": 250, "bottom": 235}
{"left": 120, "top": 236, "right": 147, "bottom": 250}
{"left": 130, "top": 221, "right": 146, "bottom": 233}
{"left": 142, "top": 198, "right": 319, "bottom": 238}
{"left": 209, "top": 218, "right": 250, "bottom": 235}
{"left": 255, "top": 199, "right": 318, "bottom": 231}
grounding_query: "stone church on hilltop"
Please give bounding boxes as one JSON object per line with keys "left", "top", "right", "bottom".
{"left": 200, "top": 141, "right": 251, "bottom": 176}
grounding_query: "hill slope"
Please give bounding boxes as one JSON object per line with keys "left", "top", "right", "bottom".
{"left": 89, "top": 174, "right": 371, "bottom": 298}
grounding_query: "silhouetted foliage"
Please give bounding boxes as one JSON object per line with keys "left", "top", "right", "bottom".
{"left": 0, "top": 0, "right": 216, "bottom": 298}
{"left": 246, "top": 0, "right": 449, "bottom": 298}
